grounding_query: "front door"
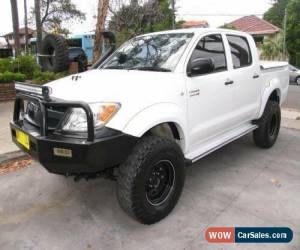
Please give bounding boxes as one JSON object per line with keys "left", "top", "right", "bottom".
{"left": 186, "top": 33, "right": 239, "bottom": 148}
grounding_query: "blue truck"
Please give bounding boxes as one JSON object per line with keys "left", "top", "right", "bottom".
{"left": 67, "top": 33, "right": 95, "bottom": 64}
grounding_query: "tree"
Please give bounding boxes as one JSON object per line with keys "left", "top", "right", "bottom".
{"left": 260, "top": 33, "right": 284, "bottom": 60}
{"left": 24, "top": 0, "right": 29, "bottom": 53}
{"left": 10, "top": 0, "right": 21, "bottom": 57}
{"left": 34, "top": 0, "right": 43, "bottom": 56}
{"left": 109, "top": 0, "right": 176, "bottom": 45}
{"left": 286, "top": 0, "right": 300, "bottom": 66}
{"left": 31, "top": 0, "right": 86, "bottom": 35}
{"left": 263, "top": 0, "right": 289, "bottom": 28}
{"left": 93, "top": 0, "right": 110, "bottom": 62}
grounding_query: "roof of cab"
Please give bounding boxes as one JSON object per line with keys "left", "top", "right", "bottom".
{"left": 137, "top": 28, "right": 251, "bottom": 37}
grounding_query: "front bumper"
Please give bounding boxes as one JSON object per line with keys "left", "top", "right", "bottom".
{"left": 10, "top": 82, "right": 138, "bottom": 175}
{"left": 11, "top": 122, "right": 138, "bottom": 175}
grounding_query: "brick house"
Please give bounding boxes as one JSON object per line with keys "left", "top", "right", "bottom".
{"left": 226, "top": 15, "right": 280, "bottom": 45}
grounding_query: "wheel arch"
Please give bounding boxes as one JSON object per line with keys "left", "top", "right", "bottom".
{"left": 258, "top": 87, "right": 281, "bottom": 118}
{"left": 122, "top": 103, "right": 188, "bottom": 152}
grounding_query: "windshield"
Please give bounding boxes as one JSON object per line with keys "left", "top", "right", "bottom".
{"left": 100, "top": 33, "right": 194, "bottom": 72}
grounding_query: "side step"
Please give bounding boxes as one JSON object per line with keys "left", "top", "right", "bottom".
{"left": 186, "top": 124, "right": 258, "bottom": 163}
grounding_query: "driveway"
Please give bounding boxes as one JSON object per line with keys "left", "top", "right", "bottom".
{"left": 283, "top": 85, "right": 300, "bottom": 110}
{"left": 0, "top": 128, "right": 299, "bottom": 250}
{"left": 0, "top": 102, "right": 18, "bottom": 155}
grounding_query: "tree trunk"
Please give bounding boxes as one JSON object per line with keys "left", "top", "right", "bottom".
{"left": 34, "top": 0, "right": 43, "bottom": 58}
{"left": 24, "top": 0, "right": 29, "bottom": 53}
{"left": 10, "top": 0, "right": 21, "bottom": 57}
{"left": 171, "top": 0, "right": 175, "bottom": 29}
{"left": 93, "top": 0, "right": 110, "bottom": 62}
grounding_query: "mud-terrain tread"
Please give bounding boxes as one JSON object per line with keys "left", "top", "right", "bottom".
{"left": 117, "top": 136, "right": 185, "bottom": 224}
{"left": 41, "top": 34, "right": 69, "bottom": 72}
{"left": 253, "top": 101, "right": 281, "bottom": 148}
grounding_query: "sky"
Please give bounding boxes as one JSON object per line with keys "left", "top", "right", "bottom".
{"left": 0, "top": 0, "right": 272, "bottom": 43}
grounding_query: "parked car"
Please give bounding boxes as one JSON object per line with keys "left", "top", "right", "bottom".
{"left": 11, "top": 28, "right": 289, "bottom": 225}
{"left": 68, "top": 47, "right": 88, "bottom": 73}
{"left": 289, "top": 64, "right": 300, "bottom": 85}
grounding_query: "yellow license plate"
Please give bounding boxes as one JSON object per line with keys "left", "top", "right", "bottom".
{"left": 16, "top": 130, "right": 30, "bottom": 150}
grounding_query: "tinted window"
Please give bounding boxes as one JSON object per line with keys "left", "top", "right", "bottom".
{"left": 190, "top": 34, "right": 227, "bottom": 73}
{"left": 227, "top": 35, "right": 252, "bottom": 68}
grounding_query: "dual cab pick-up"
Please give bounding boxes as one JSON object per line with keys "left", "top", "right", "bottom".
{"left": 10, "top": 28, "right": 289, "bottom": 224}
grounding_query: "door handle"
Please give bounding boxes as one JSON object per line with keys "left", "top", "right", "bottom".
{"left": 225, "top": 80, "right": 234, "bottom": 85}
{"left": 253, "top": 74, "right": 260, "bottom": 79}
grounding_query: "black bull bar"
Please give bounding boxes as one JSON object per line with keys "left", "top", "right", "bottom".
{"left": 13, "top": 82, "right": 95, "bottom": 142}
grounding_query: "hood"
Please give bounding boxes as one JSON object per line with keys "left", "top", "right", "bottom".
{"left": 45, "top": 69, "right": 186, "bottom": 134}
{"left": 46, "top": 69, "right": 182, "bottom": 103}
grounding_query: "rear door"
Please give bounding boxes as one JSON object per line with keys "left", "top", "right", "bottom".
{"left": 224, "top": 34, "right": 261, "bottom": 123}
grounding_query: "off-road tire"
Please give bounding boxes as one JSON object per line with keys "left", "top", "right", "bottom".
{"left": 117, "top": 136, "right": 185, "bottom": 224}
{"left": 40, "top": 34, "right": 69, "bottom": 72}
{"left": 253, "top": 100, "right": 281, "bottom": 148}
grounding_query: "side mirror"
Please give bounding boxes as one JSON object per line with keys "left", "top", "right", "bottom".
{"left": 187, "top": 58, "right": 215, "bottom": 77}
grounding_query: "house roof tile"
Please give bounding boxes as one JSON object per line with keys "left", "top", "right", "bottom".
{"left": 228, "top": 15, "right": 280, "bottom": 35}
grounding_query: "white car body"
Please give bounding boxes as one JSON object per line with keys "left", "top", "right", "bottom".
{"left": 46, "top": 28, "right": 289, "bottom": 162}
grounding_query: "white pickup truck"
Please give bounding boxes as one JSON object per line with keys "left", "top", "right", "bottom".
{"left": 11, "top": 28, "right": 289, "bottom": 224}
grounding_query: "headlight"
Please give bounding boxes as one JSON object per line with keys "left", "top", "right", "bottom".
{"left": 61, "top": 103, "right": 120, "bottom": 132}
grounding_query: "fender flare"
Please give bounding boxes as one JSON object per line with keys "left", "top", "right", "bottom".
{"left": 122, "top": 103, "right": 188, "bottom": 152}
{"left": 258, "top": 79, "right": 281, "bottom": 118}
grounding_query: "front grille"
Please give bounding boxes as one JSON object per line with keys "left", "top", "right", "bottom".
{"left": 25, "top": 101, "right": 68, "bottom": 130}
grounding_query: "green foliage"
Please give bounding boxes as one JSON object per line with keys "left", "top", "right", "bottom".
{"left": 32, "top": 71, "right": 68, "bottom": 84}
{"left": 0, "top": 55, "right": 40, "bottom": 79}
{"left": 260, "top": 33, "right": 284, "bottom": 60}
{"left": 13, "top": 55, "right": 40, "bottom": 79}
{"left": 0, "top": 71, "right": 26, "bottom": 83}
{"left": 0, "top": 58, "right": 14, "bottom": 73}
{"left": 0, "top": 55, "right": 67, "bottom": 84}
{"left": 0, "top": 71, "right": 14, "bottom": 83}
{"left": 263, "top": 0, "right": 289, "bottom": 28}
{"left": 296, "top": 53, "right": 300, "bottom": 68}
{"left": 14, "top": 73, "right": 27, "bottom": 82}
{"left": 286, "top": 0, "right": 300, "bottom": 65}
{"left": 109, "top": 0, "right": 178, "bottom": 45}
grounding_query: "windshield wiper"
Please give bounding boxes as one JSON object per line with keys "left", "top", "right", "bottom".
{"left": 129, "top": 66, "right": 171, "bottom": 72}
{"left": 104, "top": 65, "right": 127, "bottom": 70}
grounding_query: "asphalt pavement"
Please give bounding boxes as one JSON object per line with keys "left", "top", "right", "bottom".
{"left": 283, "top": 85, "right": 300, "bottom": 110}
{"left": 0, "top": 84, "right": 300, "bottom": 249}
{"left": 0, "top": 128, "right": 299, "bottom": 250}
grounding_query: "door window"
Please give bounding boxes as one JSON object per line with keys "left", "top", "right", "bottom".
{"left": 189, "top": 34, "right": 227, "bottom": 74}
{"left": 227, "top": 35, "right": 252, "bottom": 68}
